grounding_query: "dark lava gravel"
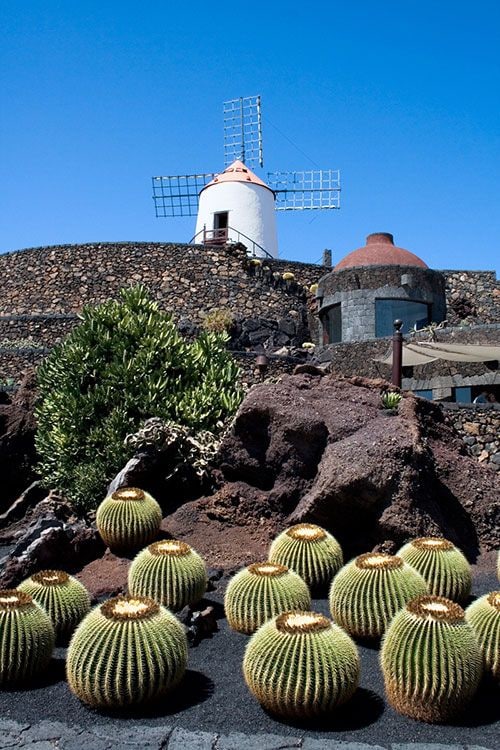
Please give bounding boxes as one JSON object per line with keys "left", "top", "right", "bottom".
{"left": 0, "top": 568, "right": 498, "bottom": 748}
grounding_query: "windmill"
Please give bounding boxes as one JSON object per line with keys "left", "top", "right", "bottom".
{"left": 152, "top": 95, "right": 340, "bottom": 259}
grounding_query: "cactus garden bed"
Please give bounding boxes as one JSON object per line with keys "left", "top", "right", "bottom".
{"left": 0, "top": 549, "right": 498, "bottom": 748}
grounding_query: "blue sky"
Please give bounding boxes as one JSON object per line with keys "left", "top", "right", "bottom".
{"left": 2, "top": 1, "right": 499, "bottom": 273}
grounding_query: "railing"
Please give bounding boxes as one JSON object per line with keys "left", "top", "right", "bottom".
{"left": 189, "top": 226, "right": 273, "bottom": 259}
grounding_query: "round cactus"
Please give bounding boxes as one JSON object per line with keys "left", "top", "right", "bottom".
{"left": 224, "top": 562, "right": 311, "bottom": 634}
{"left": 397, "top": 536, "right": 472, "bottom": 602}
{"left": 18, "top": 570, "right": 91, "bottom": 641}
{"left": 269, "top": 523, "right": 343, "bottom": 591}
{"left": 96, "top": 487, "right": 162, "bottom": 553}
{"left": 381, "top": 595, "right": 483, "bottom": 722}
{"left": 128, "top": 539, "right": 207, "bottom": 611}
{"left": 243, "top": 610, "right": 360, "bottom": 718}
{"left": 66, "top": 594, "right": 188, "bottom": 708}
{"left": 0, "top": 589, "right": 55, "bottom": 685}
{"left": 329, "top": 552, "right": 428, "bottom": 639}
{"left": 465, "top": 591, "right": 500, "bottom": 682}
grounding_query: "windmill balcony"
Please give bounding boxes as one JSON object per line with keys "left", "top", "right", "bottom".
{"left": 203, "top": 227, "right": 228, "bottom": 246}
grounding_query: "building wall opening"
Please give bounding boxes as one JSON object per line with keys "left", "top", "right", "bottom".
{"left": 375, "top": 299, "right": 430, "bottom": 337}
{"left": 321, "top": 303, "right": 342, "bottom": 344}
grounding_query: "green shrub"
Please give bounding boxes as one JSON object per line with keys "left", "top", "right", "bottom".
{"left": 35, "top": 286, "right": 243, "bottom": 511}
{"left": 201, "top": 307, "right": 235, "bottom": 333}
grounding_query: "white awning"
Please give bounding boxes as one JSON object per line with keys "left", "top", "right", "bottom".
{"left": 375, "top": 341, "right": 500, "bottom": 367}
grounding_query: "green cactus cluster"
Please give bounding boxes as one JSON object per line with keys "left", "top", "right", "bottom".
{"left": 224, "top": 562, "right": 311, "bottom": 634}
{"left": 269, "top": 523, "right": 343, "bottom": 591}
{"left": 465, "top": 591, "right": 500, "bottom": 682}
{"left": 397, "top": 536, "right": 472, "bottom": 602}
{"left": 243, "top": 610, "right": 360, "bottom": 718}
{"left": 128, "top": 539, "right": 207, "bottom": 611}
{"left": 96, "top": 487, "right": 162, "bottom": 553}
{"left": 18, "top": 570, "right": 91, "bottom": 641}
{"left": 0, "top": 589, "right": 55, "bottom": 686}
{"left": 66, "top": 594, "right": 188, "bottom": 708}
{"left": 380, "top": 594, "right": 483, "bottom": 722}
{"left": 329, "top": 552, "right": 428, "bottom": 639}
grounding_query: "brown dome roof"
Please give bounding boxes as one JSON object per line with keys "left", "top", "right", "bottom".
{"left": 334, "top": 233, "right": 428, "bottom": 270}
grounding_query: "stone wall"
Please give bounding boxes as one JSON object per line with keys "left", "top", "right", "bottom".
{"left": 442, "top": 403, "right": 500, "bottom": 470}
{"left": 0, "top": 241, "right": 498, "bottom": 386}
{"left": 444, "top": 270, "right": 500, "bottom": 325}
{"left": 0, "top": 242, "right": 326, "bottom": 383}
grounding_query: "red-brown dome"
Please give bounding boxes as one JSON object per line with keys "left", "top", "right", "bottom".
{"left": 334, "top": 233, "right": 428, "bottom": 270}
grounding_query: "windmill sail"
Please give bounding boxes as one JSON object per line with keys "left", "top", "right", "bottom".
{"left": 267, "top": 170, "right": 341, "bottom": 211}
{"left": 152, "top": 173, "right": 215, "bottom": 217}
{"left": 223, "top": 96, "right": 263, "bottom": 168}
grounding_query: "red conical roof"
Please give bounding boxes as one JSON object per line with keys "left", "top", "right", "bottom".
{"left": 200, "top": 160, "right": 274, "bottom": 194}
{"left": 335, "top": 233, "right": 428, "bottom": 270}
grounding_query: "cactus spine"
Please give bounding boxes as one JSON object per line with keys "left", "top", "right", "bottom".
{"left": 0, "top": 589, "right": 55, "bottom": 685}
{"left": 269, "top": 524, "right": 343, "bottom": 591}
{"left": 18, "top": 570, "right": 91, "bottom": 641}
{"left": 243, "top": 610, "right": 360, "bottom": 718}
{"left": 380, "top": 595, "right": 483, "bottom": 722}
{"left": 465, "top": 591, "right": 500, "bottom": 682}
{"left": 397, "top": 537, "right": 472, "bottom": 602}
{"left": 128, "top": 540, "right": 207, "bottom": 611}
{"left": 96, "top": 487, "right": 162, "bottom": 553}
{"left": 66, "top": 594, "right": 188, "bottom": 708}
{"left": 329, "top": 552, "right": 428, "bottom": 639}
{"left": 224, "top": 562, "right": 311, "bottom": 634}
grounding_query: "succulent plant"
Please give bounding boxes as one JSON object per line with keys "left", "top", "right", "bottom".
{"left": 381, "top": 391, "right": 402, "bottom": 409}
{"left": 282, "top": 272, "right": 295, "bottom": 281}
{"left": 224, "top": 562, "right": 311, "bottom": 634}
{"left": 96, "top": 487, "right": 162, "bottom": 553}
{"left": 329, "top": 552, "right": 428, "bottom": 639}
{"left": 66, "top": 594, "right": 188, "bottom": 708}
{"left": 0, "top": 589, "right": 55, "bottom": 685}
{"left": 380, "top": 595, "right": 483, "bottom": 722}
{"left": 397, "top": 536, "right": 472, "bottom": 602}
{"left": 128, "top": 539, "right": 207, "bottom": 611}
{"left": 465, "top": 591, "right": 500, "bottom": 682}
{"left": 243, "top": 610, "right": 360, "bottom": 718}
{"left": 269, "top": 524, "right": 343, "bottom": 591}
{"left": 18, "top": 570, "right": 91, "bottom": 641}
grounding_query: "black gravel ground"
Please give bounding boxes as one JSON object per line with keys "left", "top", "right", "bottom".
{"left": 0, "top": 568, "right": 498, "bottom": 748}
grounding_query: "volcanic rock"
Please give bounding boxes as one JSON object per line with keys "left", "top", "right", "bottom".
{"left": 0, "top": 369, "right": 38, "bottom": 513}
{"left": 165, "top": 374, "right": 499, "bottom": 565}
{"left": 0, "top": 492, "right": 104, "bottom": 587}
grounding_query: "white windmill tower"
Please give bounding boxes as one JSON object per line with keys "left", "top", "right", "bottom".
{"left": 152, "top": 96, "right": 341, "bottom": 259}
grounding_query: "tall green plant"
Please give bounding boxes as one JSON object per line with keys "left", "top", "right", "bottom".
{"left": 35, "top": 286, "right": 243, "bottom": 510}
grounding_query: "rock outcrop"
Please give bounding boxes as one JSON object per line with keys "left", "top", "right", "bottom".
{"left": 165, "top": 374, "right": 499, "bottom": 564}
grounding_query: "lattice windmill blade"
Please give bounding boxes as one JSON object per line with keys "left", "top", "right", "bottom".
{"left": 152, "top": 173, "right": 217, "bottom": 217}
{"left": 223, "top": 95, "right": 263, "bottom": 168}
{"left": 267, "top": 170, "right": 341, "bottom": 211}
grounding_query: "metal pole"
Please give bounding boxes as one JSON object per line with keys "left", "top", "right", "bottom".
{"left": 391, "top": 319, "right": 403, "bottom": 388}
